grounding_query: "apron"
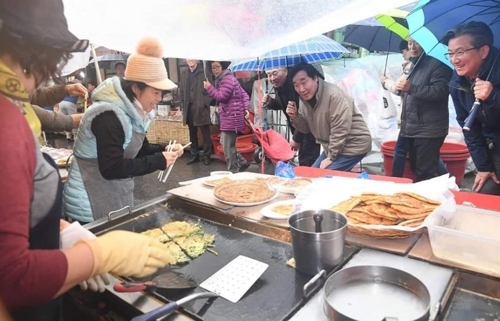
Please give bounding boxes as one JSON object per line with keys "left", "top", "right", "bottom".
{"left": 77, "top": 131, "right": 146, "bottom": 221}
{"left": 11, "top": 154, "right": 64, "bottom": 321}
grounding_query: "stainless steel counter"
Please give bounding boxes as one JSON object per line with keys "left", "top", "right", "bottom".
{"left": 290, "top": 248, "right": 454, "bottom": 321}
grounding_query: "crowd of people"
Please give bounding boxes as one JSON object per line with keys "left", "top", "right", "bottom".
{"left": 0, "top": 0, "right": 499, "bottom": 320}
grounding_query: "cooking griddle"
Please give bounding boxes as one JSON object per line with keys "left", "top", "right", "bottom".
{"left": 443, "top": 288, "right": 500, "bottom": 321}
{"left": 112, "top": 208, "right": 357, "bottom": 321}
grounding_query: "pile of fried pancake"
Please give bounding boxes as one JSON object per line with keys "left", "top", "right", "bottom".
{"left": 141, "top": 221, "right": 215, "bottom": 264}
{"left": 331, "top": 192, "right": 441, "bottom": 228}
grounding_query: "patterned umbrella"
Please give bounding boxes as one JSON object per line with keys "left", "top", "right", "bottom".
{"left": 229, "top": 35, "right": 349, "bottom": 71}
{"left": 407, "top": 0, "right": 500, "bottom": 67}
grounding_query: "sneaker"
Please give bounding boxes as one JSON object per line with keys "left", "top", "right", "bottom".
{"left": 238, "top": 162, "right": 250, "bottom": 172}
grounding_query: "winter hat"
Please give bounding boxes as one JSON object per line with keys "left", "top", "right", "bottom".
{"left": 124, "top": 37, "right": 177, "bottom": 90}
{"left": 0, "top": 0, "right": 88, "bottom": 52}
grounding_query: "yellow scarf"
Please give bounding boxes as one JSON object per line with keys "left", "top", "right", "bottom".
{"left": 0, "top": 59, "right": 44, "bottom": 145}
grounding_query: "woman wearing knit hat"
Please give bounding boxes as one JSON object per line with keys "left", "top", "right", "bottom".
{"left": 63, "top": 37, "right": 182, "bottom": 223}
{"left": 0, "top": 1, "right": 174, "bottom": 320}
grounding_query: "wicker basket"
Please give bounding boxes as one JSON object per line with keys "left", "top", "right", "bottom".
{"left": 147, "top": 118, "right": 190, "bottom": 145}
{"left": 347, "top": 224, "right": 425, "bottom": 239}
{"left": 147, "top": 117, "right": 203, "bottom": 149}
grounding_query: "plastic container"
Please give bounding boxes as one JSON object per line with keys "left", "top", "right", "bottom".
{"left": 216, "top": 143, "right": 258, "bottom": 163}
{"left": 381, "top": 140, "right": 470, "bottom": 185}
{"left": 426, "top": 205, "right": 500, "bottom": 276}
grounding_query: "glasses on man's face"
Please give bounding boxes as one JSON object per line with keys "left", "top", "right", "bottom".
{"left": 444, "top": 47, "right": 479, "bottom": 60}
{"left": 211, "top": 65, "right": 222, "bottom": 70}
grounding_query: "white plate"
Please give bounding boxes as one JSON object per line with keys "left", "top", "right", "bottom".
{"left": 210, "top": 171, "right": 233, "bottom": 176}
{"left": 202, "top": 176, "right": 233, "bottom": 188}
{"left": 214, "top": 191, "right": 280, "bottom": 207}
{"left": 273, "top": 178, "right": 313, "bottom": 195}
{"left": 261, "top": 200, "right": 303, "bottom": 219}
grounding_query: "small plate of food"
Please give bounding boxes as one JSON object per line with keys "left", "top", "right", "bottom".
{"left": 273, "top": 177, "right": 313, "bottom": 195}
{"left": 203, "top": 176, "right": 233, "bottom": 188}
{"left": 261, "top": 200, "right": 303, "bottom": 220}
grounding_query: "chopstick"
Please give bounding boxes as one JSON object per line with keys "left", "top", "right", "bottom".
{"left": 157, "top": 140, "right": 173, "bottom": 181}
{"left": 162, "top": 142, "right": 192, "bottom": 183}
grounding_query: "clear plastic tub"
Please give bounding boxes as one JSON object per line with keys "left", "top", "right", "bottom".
{"left": 426, "top": 205, "right": 500, "bottom": 275}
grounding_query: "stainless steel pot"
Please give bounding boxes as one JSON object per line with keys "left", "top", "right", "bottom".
{"left": 288, "top": 209, "right": 347, "bottom": 276}
{"left": 323, "top": 265, "right": 431, "bottom": 321}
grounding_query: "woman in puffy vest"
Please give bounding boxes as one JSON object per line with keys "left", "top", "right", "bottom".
{"left": 204, "top": 61, "right": 251, "bottom": 173}
{"left": 63, "top": 38, "right": 182, "bottom": 223}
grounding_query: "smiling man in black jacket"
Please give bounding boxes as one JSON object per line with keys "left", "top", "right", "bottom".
{"left": 444, "top": 21, "right": 500, "bottom": 194}
{"left": 396, "top": 38, "right": 453, "bottom": 182}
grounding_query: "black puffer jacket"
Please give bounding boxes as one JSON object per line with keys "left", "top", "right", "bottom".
{"left": 400, "top": 54, "right": 453, "bottom": 138}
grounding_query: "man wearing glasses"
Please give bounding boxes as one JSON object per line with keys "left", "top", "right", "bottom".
{"left": 394, "top": 38, "right": 452, "bottom": 182}
{"left": 444, "top": 21, "right": 500, "bottom": 195}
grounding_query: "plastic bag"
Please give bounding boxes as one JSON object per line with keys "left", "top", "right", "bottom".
{"left": 356, "top": 171, "right": 371, "bottom": 180}
{"left": 210, "top": 106, "right": 220, "bottom": 125}
{"left": 275, "top": 161, "right": 296, "bottom": 178}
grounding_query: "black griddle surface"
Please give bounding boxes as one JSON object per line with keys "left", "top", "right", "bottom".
{"left": 115, "top": 208, "right": 356, "bottom": 321}
{"left": 444, "top": 288, "right": 500, "bottom": 321}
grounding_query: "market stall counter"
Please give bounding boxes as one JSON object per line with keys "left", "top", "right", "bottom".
{"left": 77, "top": 169, "right": 500, "bottom": 321}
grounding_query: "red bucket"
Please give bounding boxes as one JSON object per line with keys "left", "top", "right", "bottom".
{"left": 216, "top": 143, "right": 257, "bottom": 163}
{"left": 380, "top": 140, "right": 470, "bottom": 185}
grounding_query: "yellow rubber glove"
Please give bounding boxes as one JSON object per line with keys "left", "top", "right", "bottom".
{"left": 78, "top": 230, "right": 174, "bottom": 278}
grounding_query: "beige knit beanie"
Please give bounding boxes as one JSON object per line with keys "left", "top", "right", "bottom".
{"left": 124, "top": 37, "right": 177, "bottom": 90}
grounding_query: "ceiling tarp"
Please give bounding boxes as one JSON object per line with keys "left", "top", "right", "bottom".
{"left": 63, "top": 0, "right": 416, "bottom": 60}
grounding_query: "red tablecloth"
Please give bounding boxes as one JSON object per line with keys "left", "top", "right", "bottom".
{"left": 294, "top": 166, "right": 500, "bottom": 211}
{"left": 294, "top": 166, "right": 413, "bottom": 183}
{"left": 451, "top": 190, "right": 500, "bottom": 211}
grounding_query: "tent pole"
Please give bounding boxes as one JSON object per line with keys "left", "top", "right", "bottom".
{"left": 91, "top": 43, "right": 103, "bottom": 85}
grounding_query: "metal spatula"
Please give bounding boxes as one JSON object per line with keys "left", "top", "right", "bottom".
{"left": 200, "top": 255, "right": 269, "bottom": 303}
{"left": 114, "top": 271, "right": 197, "bottom": 292}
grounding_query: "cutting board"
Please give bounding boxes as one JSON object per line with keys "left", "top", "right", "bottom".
{"left": 345, "top": 233, "right": 421, "bottom": 255}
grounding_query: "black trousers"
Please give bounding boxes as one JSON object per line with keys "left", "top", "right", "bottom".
{"left": 479, "top": 149, "right": 500, "bottom": 196}
{"left": 298, "top": 132, "right": 321, "bottom": 167}
{"left": 187, "top": 104, "right": 212, "bottom": 157}
{"left": 407, "top": 136, "right": 446, "bottom": 182}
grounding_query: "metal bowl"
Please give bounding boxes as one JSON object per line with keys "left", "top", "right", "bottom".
{"left": 323, "top": 265, "right": 431, "bottom": 321}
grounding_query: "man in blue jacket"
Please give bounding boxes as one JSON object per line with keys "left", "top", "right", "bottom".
{"left": 444, "top": 21, "right": 500, "bottom": 195}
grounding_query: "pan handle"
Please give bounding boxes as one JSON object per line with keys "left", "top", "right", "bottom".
{"left": 113, "top": 281, "right": 153, "bottom": 293}
{"left": 131, "top": 302, "right": 179, "bottom": 321}
{"left": 303, "top": 269, "right": 326, "bottom": 297}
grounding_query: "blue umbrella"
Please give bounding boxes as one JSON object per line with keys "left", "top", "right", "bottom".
{"left": 230, "top": 35, "right": 349, "bottom": 71}
{"left": 344, "top": 25, "right": 405, "bottom": 53}
{"left": 407, "top": 0, "right": 500, "bottom": 68}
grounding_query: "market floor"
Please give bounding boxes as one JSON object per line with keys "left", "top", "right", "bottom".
{"left": 47, "top": 133, "right": 475, "bottom": 207}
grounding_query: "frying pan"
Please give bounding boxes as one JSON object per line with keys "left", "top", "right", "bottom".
{"left": 114, "top": 271, "right": 197, "bottom": 293}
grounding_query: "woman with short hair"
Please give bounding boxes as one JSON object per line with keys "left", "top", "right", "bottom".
{"left": 204, "top": 61, "right": 251, "bottom": 173}
{"left": 0, "top": 1, "right": 173, "bottom": 320}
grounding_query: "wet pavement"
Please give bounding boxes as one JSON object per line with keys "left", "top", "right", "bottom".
{"left": 47, "top": 133, "right": 474, "bottom": 207}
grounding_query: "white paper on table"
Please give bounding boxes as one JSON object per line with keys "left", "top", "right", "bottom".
{"left": 295, "top": 174, "right": 456, "bottom": 232}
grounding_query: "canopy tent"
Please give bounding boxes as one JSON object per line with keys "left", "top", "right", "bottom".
{"left": 63, "top": 0, "right": 417, "bottom": 61}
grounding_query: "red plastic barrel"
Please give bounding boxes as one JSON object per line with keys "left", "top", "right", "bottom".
{"left": 381, "top": 141, "right": 470, "bottom": 185}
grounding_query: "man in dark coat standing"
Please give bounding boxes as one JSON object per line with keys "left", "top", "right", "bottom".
{"left": 180, "top": 59, "right": 213, "bottom": 165}
{"left": 396, "top": 38, "right": 453, "bottom": 182}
